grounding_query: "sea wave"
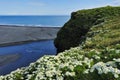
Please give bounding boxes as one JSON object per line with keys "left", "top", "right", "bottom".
{"left": 0, "top": 23, "right": 61, "bottom": 28}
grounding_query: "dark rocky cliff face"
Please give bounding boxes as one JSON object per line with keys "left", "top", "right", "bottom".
{"left": 54, "top": 6, "right": 120, "bottom": 53}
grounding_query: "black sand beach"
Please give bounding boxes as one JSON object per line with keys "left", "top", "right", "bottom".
{"left": 0, "top": 25, "right": 60, "bottom": 46}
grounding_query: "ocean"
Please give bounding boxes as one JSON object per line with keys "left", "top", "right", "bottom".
{"left": 0, "top": 15, "right": 70, "bottom": 75}
{"left": 0, "top": 15, "right": 70, "bottom": 27}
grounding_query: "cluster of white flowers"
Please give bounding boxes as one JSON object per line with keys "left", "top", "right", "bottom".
{"left": 113, "top": 58, "right": 120, "bottom": 63}
{"left": 33, "top": 48, "right": 94, "bottom": 79}
{"left": 86, "top": 60, "right": 120, "bottom": 78}
{"left": 0, "top": 46, "right": 120, "bottom": 80}
{"left": 0, "top": 47, "right": 94, "bottom": 80}
{"left": 92, "top": 55, "right": 100, "bottom": 60}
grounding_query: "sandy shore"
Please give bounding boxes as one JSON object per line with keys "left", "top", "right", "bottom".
{"left": 0, "top": 25, "right": 60, "bottom": 46}
{"left": 0, "top": 53, "right": 21, "bottom": 66}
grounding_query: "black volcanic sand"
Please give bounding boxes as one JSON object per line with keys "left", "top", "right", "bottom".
{"left": 0, "top": 25, "right": 60, "bottom": 46}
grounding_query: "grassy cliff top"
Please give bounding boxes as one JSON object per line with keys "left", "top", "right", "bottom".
{"left": 0, "top": 6, "right": 120, "bottom": 80}
{"left": 54, "top": 6, "right": 120, "bottom": 53}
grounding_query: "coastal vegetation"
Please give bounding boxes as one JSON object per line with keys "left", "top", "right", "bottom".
{"left": 54, "top": 6, "right": 120, "bottom": 52}
{"left": 0, "top": 6, "right": 120, "bottom": 80}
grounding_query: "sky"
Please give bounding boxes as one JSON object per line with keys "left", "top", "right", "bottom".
{"left": 0, "top": 0, "right": 119, "bottom": 15}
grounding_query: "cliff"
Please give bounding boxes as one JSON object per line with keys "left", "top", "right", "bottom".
{"left": 54, "top": 6, "right": 120, "bottom": 53}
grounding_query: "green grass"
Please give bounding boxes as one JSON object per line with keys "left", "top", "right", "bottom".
{"left": 54, "top": 6, "right": 120, "bottom": 53}
{"left": 83, "top": 16, "right": 120, "bottom": 49}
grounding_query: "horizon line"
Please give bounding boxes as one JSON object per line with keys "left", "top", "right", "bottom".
{"left": 0, "top": 14, "right": 70, "bottom": 16}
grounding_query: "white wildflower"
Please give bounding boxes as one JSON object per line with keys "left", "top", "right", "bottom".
{"left": 83, "top": 69, "right": 89, "bottom": 74}
{"left": 114, "top": 74, "right": 119, "bottom": 78}
{"left": 46, "top": 71, "right": 54, "bottom": 77}
{"left": 93, "top": 55, "right": 100, "bottom": 59}
{"left": 116, "top": 50, "right": 120, "bottom": 54}
{"left": 65, "top": 72, "right": 75, "bottom": 76}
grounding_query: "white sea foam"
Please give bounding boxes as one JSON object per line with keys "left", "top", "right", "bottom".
{"left": 0, "top": 23, "right": 61, "bottom": 28}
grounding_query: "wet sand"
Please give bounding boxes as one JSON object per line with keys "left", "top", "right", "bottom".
{"left": 0, "top": 53, "right": 21, "bottom": 66}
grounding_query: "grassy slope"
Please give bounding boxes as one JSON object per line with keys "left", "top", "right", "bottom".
{"left": 0, "top": 6, "right": 120, "bottom": 80}
{"left": 83, "top": 16, "right": 120, "bottom": 49}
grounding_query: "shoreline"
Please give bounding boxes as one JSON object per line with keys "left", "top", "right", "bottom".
{"left": 0, "top": 39, "right": 54, "bottom": 47}
{"left": 0, "top": 25, "right": 60, "bottom": 47}
{"left": 0, "top": 24, "right": 61, "bottom": 28}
